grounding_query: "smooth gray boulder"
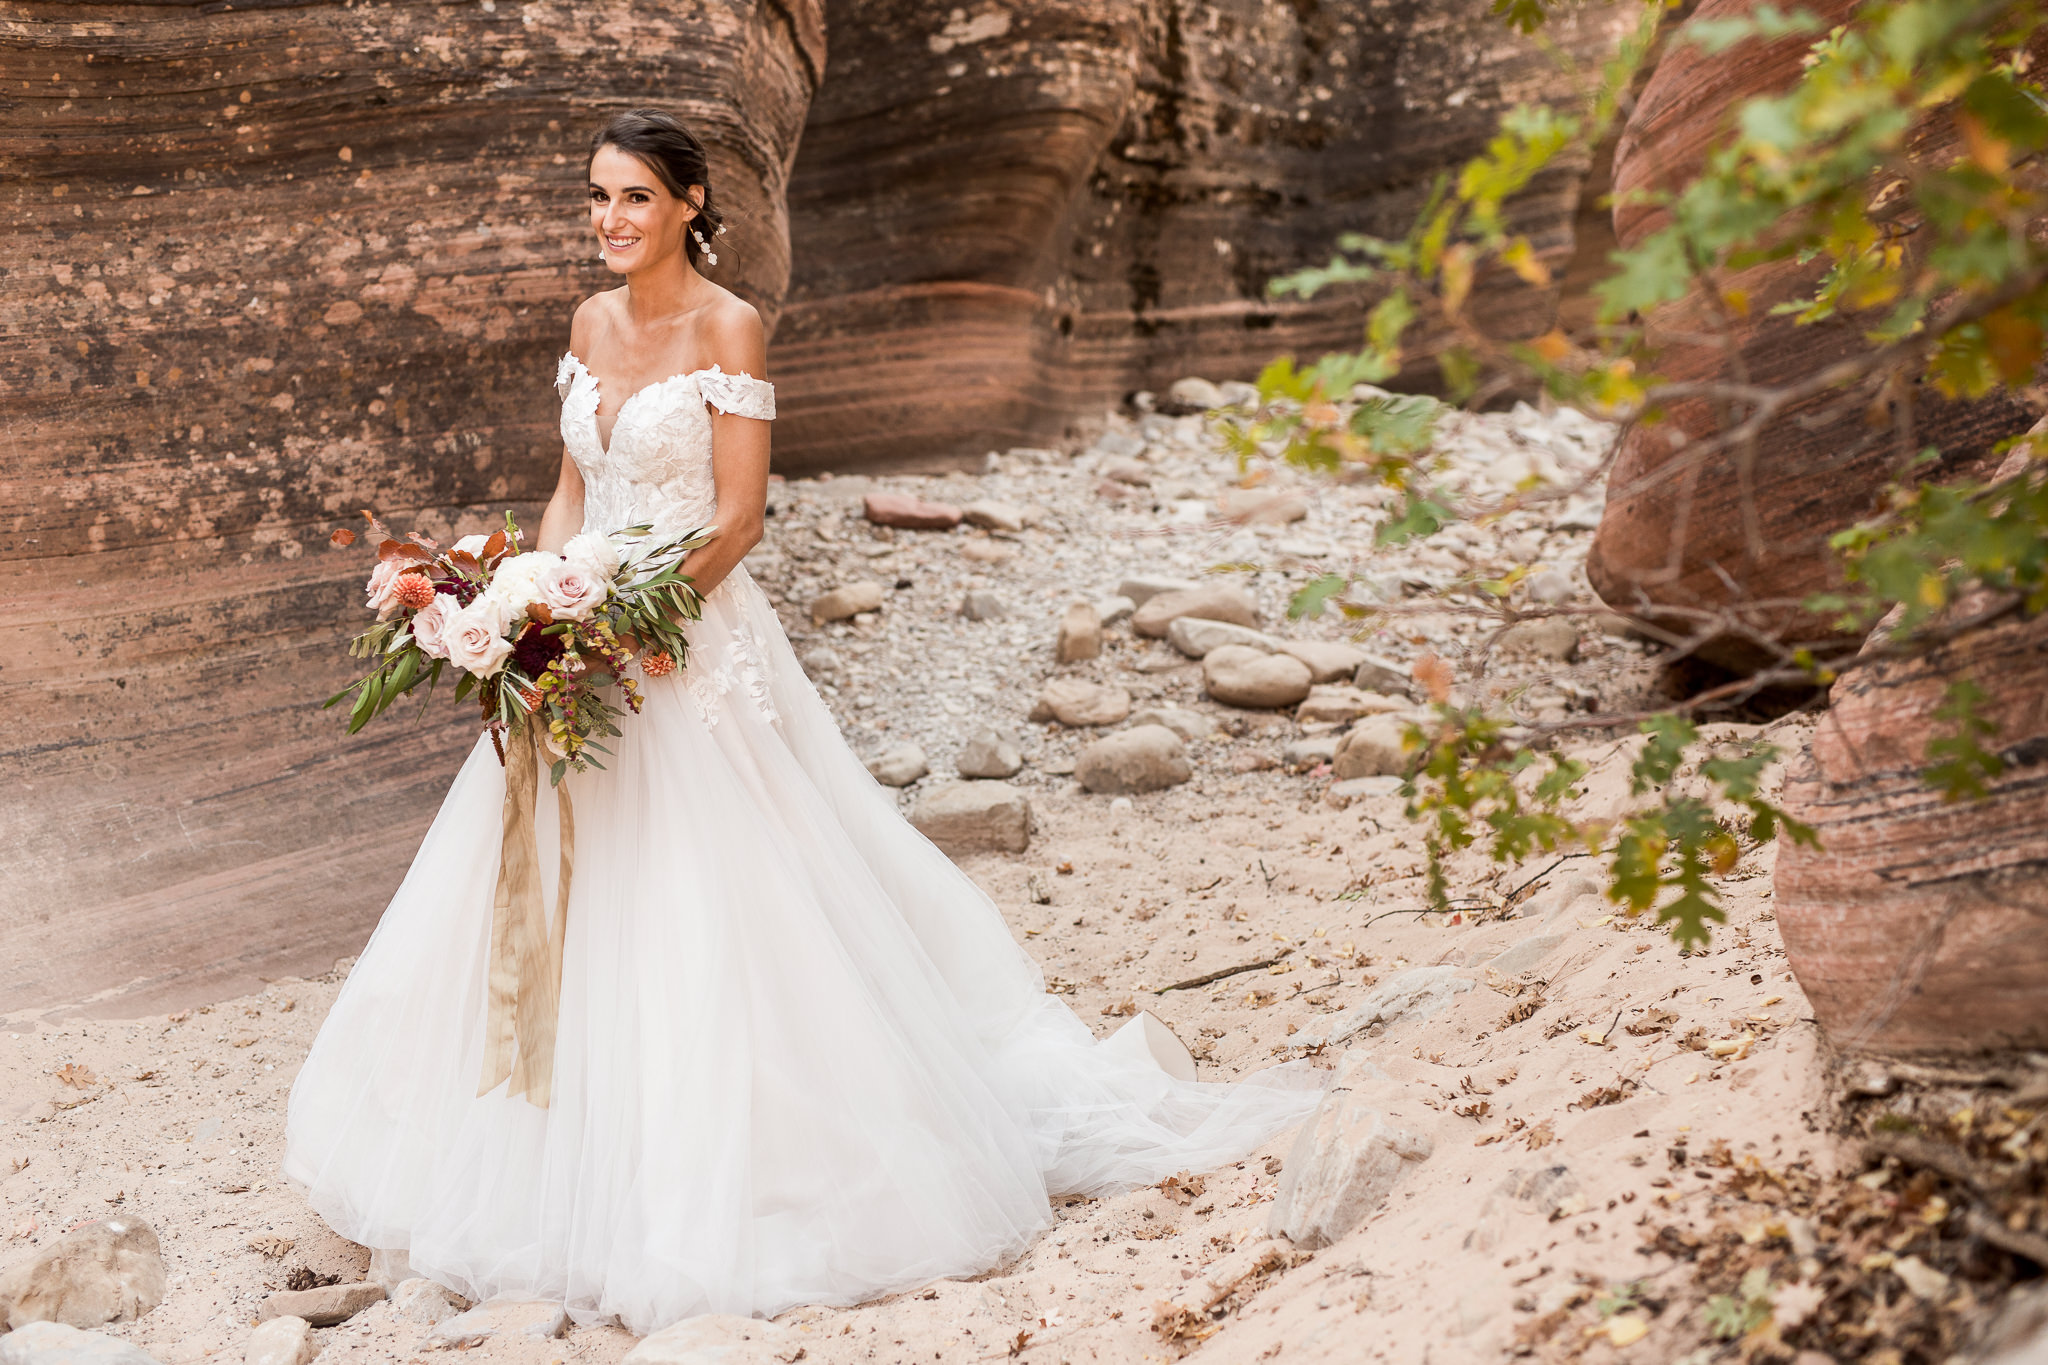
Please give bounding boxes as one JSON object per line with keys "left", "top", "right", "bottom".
{"left": 808, "top": 580, "right": 884, "bottom": 625}
{"left": 1296, "top": 686, "right": 1403, "bottom": 726}
{"left": 1028, "top": 679, "right": 1131, "bottom": 727}
{"left": 909, "top": 782, "right": 1031, "bottom": 854}
{"left": 1131, "top": 583, "right": 1260, "bottom": 638}
{"left": 1075, "top": 726, "right": 1191, "bottom": 795}
{"left": 955, "top": 729, "right": 1024, "bottom": 780}
{"left": 1202, "top": 645, "right": 1312, "bottom": 709}
{"left": 1278, "top": 640, "right": 1368, "bottom": 684}
{"left": 256, "top": 1283, "right": 383, "bottom": 1328}
{"left": 1127, "top": 706, "right": 1215, "bottom": 744}
{"left": 1115, "top": 576, "right": 1197, "bottom": 607}
{"left": 1497, "top": 617, "right": 1580, "bottom": 661}
{"left": 1332, "top": 714, "right": 1412, "bottom": 780}
{"left": 1165, "top": 617, "right": 1277, "bottom": 659}
{"left": 865, "top": 743, "right": 930, "bottom": 788}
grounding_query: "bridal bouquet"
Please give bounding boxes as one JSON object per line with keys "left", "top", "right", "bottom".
{"left": 327, "top": 512, "right": 712, "bottom": 784}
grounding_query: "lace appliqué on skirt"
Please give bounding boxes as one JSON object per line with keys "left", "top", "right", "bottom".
{"left": 679, "top": 593, "right": 780, "bottom": 731}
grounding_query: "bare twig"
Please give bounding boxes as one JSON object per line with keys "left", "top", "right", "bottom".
{"left": 1156, "top": 951, "right": 1294, "bottom": 995}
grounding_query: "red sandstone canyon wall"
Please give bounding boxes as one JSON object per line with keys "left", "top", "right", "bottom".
{"left": 0, "top": 0, "right": 821, "bottom": 1015}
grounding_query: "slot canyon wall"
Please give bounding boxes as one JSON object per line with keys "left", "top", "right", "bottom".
{"left": 770, "top": 0, "right": 1641, "bottom": 473}
{"left": 0, "top": 0, "right": 823, "bottom": 1014}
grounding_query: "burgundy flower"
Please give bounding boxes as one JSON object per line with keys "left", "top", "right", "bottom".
{"left": 510, "top": 622, "right": 566, "bottom": 678}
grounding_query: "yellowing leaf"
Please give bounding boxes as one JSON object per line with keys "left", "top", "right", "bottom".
{"left": 1531, "top": 329, "right": 1572, "bottom": 364}
{"left": 1720, "top": 288, "right": 1750, "bottom": 317}
{"left": 1441, "top": 243, "right": 1477, "bottom": 317}
{"left": 1501, "top": 236, "right": 1552, "bottom": 286}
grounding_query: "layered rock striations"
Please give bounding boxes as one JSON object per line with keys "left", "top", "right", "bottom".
{"left": 0, "top": 0, "right": 820, "bottom": 1014}
{"left": 1585, "top": 0, "right": 2045, "bottom": 669}
{"left": 772, "top": 0, "right": 1641, "bottom": 473}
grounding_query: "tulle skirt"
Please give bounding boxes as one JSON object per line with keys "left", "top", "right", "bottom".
{"left": 282, "top": 566, "right": 1323, "bottom": 1333}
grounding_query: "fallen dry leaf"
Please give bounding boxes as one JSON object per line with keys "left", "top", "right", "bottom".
{"left": 248, "top": 1235, "right": 295, "bottom": 1259}
{"left": 1101, "top": 996, "right": 1137, "bottom": 1018}
{"left": 55, "top": 1064, "right": 95, "bottom": 1089}
{"left": 8, "top": 1215, "right": 34, "bottom": 1240}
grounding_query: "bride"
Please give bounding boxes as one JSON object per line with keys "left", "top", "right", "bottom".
{"left": 283, "top": 108, "right": 1323, "bottom": 1335}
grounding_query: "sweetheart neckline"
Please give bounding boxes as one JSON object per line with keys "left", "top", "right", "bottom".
{"left": 560, "top": 351, "right": 761, "bottom": 457}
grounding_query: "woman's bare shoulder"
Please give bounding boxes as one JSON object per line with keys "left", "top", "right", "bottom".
{"left": 699, "top": 289, "right": 765, "bottom": 375}
{"left": 568, "top": 288, "right": 627, "bottom": 356}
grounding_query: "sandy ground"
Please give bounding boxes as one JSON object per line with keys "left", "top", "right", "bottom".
{"left": 2, "top": 393, "right": 1847, "bottom": 1364}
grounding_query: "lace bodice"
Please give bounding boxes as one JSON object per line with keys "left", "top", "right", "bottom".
{"left": 556, "top": 351, "right": 780, "bottom": 729}
{"left": 556, "top": 352, "right": 775, "bottom": 538}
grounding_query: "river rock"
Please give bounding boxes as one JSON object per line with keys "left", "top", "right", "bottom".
{"left": 0, "top": 1323, "right": 163, "bottom": 1365}
{"left": 1116, "top": 576, "right": 1198, "bottom": 607}
{"left": 1217, "top": 489, "right": 1310, "bottom": 525}
{"left": 256, "top": 1283, "right": 383, "bottom": 1329}
{"left": 908, "top": 782, "right": 1032, "bottom": 855}
{"left": 1325, "top": 775, "right": 1404, "bottom": 808}
{"left": 1132, "top": 584, "right": 1261, "bottom": 638}
{"left": 1296, "top": 686, "right": 1404, "bottom": 726}
{"left": 862, "top": 492, "right": 962, "bottom": 530}
{"left": 243, "top": 1316, "right": 316, "bottom": 1365}
{"left": 1, "top": 0, "right": 824, "bottom": 1020}
{"left": 1268, "top": 1052, "right": 1434, "bottom": 1249}
{"left": 0, "top": 1217, "right": 164, "bottom": 1332}
{"left": 1279, "top": 640, "right": 1368, "bottom": 684}
{"left": 961, "top": 499, "right": 1026, "bottom": 532}
{"left": 1074, "top": 726, "right": 1191, "bottom": 795}
{"left": 1128, "top": 707, "right": 1216, "bottom": 744}
{"left": 1352, "top": 654, "right": 1414, "bottom": 696}
{"left": 1094, "top": 595, "right": 1137, "bottom": 626}
{"left": 1166, "top": 617, "right": 1277, "bottom": 659}
{"left": 1202, "top": 646, "right": 1312, "bottom": 710}
{"left": 621, "top": 1314, "right": 797, "bottom": 1365}
{"left": 1166, "top": 377, "right": 1225, "bottom": 409}
{"left": 1029, "top": 679, "right": 1132, "bottom": 727}
{"left": 955, "top": 729, "right": 1024, "bottom": 780}
{"left": 1299, "top": 966, "right": 1476, "bottom": 1049}
{"left": 1056, "top": 602, "right": 1104, "bottom": 663}
{"left": 865, "top": 743, "right": 929, "bottom": 788}
{"left": 959, "top": 589, "right": 1006, "bottom": 621}
{"left": 1332, "top": 715, "right": 1412, "bottom": 780}
{"left": 810, "top": 580, "right": 886, "bottom": 625}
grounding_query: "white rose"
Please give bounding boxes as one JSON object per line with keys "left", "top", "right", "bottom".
{"left": 410, "top": 594, "right": 455, "bottom": 659}
{"left": 443, "top": 597, "right": 515, "bottom": 677}
{"left": 365, "top": 558, "right": 406, "bottom": 617}
{"left": 562, "top": 531, "right": 622, "bottom": 580}
{"left": 451, "top": 534, "right": 490, "bottom": 558}
{"left": 483, "top": 551, "right": 559, "bottom": 614}
{"left": 536, "top": 559, "right": 610, "bottom": 621}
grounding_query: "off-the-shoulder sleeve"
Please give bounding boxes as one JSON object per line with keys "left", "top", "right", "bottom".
{"left": 697, "top": 368, "right": 776, "bottom": 421}
{"left": 555, "top": 353, "right": 579, "bottom": 401}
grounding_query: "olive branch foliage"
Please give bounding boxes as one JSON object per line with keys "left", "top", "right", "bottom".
{"left": 1220, "top": 0, "right": 2048, "bottom": 947}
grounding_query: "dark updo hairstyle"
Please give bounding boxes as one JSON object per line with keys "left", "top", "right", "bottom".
{"left": 590, "top": 109, "right": 726, "bottom": 266}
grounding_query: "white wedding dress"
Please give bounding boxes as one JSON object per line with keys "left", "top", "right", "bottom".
{"left": 282, "top": 354, "right": 1323, "bottom": 1334}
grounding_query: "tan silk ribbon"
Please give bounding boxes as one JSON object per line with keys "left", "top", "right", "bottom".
{"left": 478, "top": 719, "right": 574, "bottom": 1107}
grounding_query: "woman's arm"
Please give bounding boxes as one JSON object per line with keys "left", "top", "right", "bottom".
{"left": 535, "top": 444, "right": 586, "bottom": 553}
{"left": 674, "top": 299, "right": 770, "bottom": 599}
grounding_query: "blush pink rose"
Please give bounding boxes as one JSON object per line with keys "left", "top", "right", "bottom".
{"left": 536, "top": 559, "right": 609, "bottom": 621}
{"left": 443, "top": 598, "right": 515, "bottom": 677}
{"left": 411, "top": 595, "right": 455, "bottom": 659}
{"left": 365, "top": 558, "right": 406, "bottom": 616}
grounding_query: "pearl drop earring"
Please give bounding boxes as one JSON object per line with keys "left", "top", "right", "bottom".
{"left": 692, "top": 225, "right": 717, "bottom": 267}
